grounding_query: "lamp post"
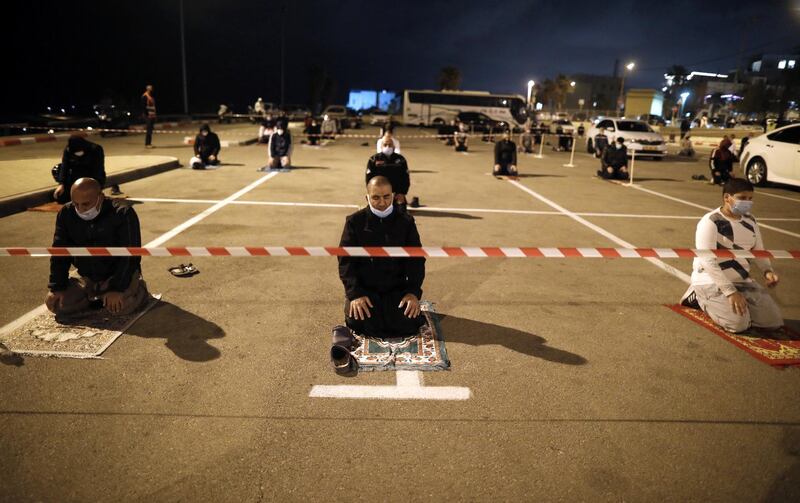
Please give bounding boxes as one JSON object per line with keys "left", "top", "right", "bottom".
{"left": 618, "top": 61, "right": 635, "bottom": 115}
{"left": 527, "top": 80, "right": 535, "bottom": 108}
{"left": 679, "top": 91, "right": 690, "bottom": 117}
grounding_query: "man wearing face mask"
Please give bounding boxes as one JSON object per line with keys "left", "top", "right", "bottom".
{"left": 52, "top": 136, "right": 106, "bottom": 204}
{"left": 366, "top": 136, "right": 410, "bottom": 208}
{"left": 266, "top": 118, "right": 292, "bottom": 170}
{"left": 335, "top": 176, "right": 425, "bottom": 345}
{"left": 375, "top": 130, "right": 401, "bottom": 154}
{"left": 190, "top": 124, "right": 221, "bottom": 169}
{"left": 45, "top": 178, "right": 149, "bottom": 317}
{"left": 681, "top": 178, "right": 783, "bottom": 333}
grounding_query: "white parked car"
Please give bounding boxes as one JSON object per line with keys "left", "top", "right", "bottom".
{"left": 739, "top": 124, "right": 800, "bottom": 187}
{"left": 548, "top": 119, "right": 575, "bottom": 135}
{"left": 322, "top": 105, "right": 347, "bottom": 121}
{"left": 586, "top": 118, "right": 667, "bottom": 159}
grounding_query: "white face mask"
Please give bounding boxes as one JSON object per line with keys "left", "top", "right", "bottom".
{"left": 73, "top": 151, "right": 85, "bottom": 157}
{"left": 76, "top": 197, "right": 101, "bottom": 221}
{"left": 381, "top": 146, "right": 394, "bottom": 156}
{"left": 367, "top": 198, "right": 394, "bottom": 218}
{"left": 276, "top": 129, "right": 284, "bottom": 135}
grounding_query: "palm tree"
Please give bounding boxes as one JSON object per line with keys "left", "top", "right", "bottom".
{"left": 438, "top": 67, "right": 462, "bottom": 91}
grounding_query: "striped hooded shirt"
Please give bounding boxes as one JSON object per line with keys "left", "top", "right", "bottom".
{"left": 691, "top": 207, "right": 773, "bottom": 296}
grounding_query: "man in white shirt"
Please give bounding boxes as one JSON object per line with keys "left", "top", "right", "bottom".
{"left": 681, "top": 178, "right": 783, "bottom": 333}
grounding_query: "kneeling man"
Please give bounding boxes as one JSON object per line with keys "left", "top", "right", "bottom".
{"left": 45, "top": 178, "right": 149, "bottom": 316}
{"left": 337, "top": 176, "right": 425, "bottom": 338}
{"left": 683, "top": 178, "right": 783, "bottom": 333}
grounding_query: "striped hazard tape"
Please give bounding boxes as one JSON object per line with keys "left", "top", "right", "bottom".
{"left": 1, "top": 247, "right": 798, "bottom": 259}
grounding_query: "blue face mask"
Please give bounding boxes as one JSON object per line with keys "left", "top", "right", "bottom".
{"left": 730, "top": 199, "right": 753, "bottom": 216}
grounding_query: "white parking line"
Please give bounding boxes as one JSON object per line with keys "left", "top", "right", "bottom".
{"left": 507, "top": 180, "right": 691, "bottom": 284}
{"left": 126, "top": 197, "right": 800, "bottom": 222}
{"left": 309, "top": 370, "right": 471, "bottom": 400}
{"left": 627, "top": 184, "right": 800, "bottom": 239}
{"left": 0, "top": 171, "right": 282, "bottom": 338}
{"left": 758, "top": 191, "right": 800, "bottom": 203}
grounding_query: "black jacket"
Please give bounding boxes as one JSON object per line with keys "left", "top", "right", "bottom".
{"left": 338, "top": 206, "right": 425, "bottom": 301}
{"left": 194, "top": 132, "right": 221, "bottom": 157}
{"left": 494, "top": 139, "right": 517, "bottom": 165}
{"left": 269, "top": 131, "right": 292, "bottom": 157}
{"left": 48, "top": 199, "right": 142, "bottom": 292}
{"left": 365, "top": 152, "right": 410, "bottom": 194}
{"left": 603, "top": 144, "right": 628, "bottom": 168}
{"left": 61, "top": 138, "right": 106, "bottom": 188}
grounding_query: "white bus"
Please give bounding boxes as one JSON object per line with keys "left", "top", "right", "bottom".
{"left": 402, "top": 89, "right": 529, "bottom": 127}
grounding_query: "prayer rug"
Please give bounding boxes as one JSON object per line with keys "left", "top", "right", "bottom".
{"left": 28, "top": 202, "right": 63, "bottom": 212}
{"left": 0, "top": 294, "right": 161, "bottom": 358}
{"left": 668, "top": 304, "right": 800, "bottom": 367}
{"left": 351, "top": 301, "right": 450, "bottom": 371}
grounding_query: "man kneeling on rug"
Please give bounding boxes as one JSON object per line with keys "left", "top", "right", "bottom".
{"left": 336, "top": 175, "right": 426, "bottom": 342}
{"left": 681, "top": 178, "right": 783, "bottom": 333}
{"left": 45, "top": 177, "right": 149, "bottom": 316}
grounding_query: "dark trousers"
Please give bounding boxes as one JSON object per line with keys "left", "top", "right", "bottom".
{"left": 711, "top": 159, "right": 733, "bottom": 185}
{"left": 344, "top": 290, "right": 424, "bottom": 338}
{"left": 494, "top": 163, "right": 515, "bottom": 175}
{"left": 145, "top": 117, "right": 155, "bottom": 146}
{"left": 599, "top": 164, "right": 629, "bottom": 180}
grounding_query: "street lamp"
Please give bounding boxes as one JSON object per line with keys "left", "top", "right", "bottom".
{"left": 679, "top": 91, "right": 691, "bottom": 116}
{"left": 618, "top": 61, "right": 635, "bottom": 115}
{"left": 570, "top": 81, "right": 576, "bottom": 87}
{"left": 527, "top": 80, "right": 535, "bottom": 107}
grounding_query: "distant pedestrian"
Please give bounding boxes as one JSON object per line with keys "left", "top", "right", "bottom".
{"left": 493, "top": 130, "right": 518, "bottom": 176}
{"left": 709, "top": 136, "right": 734, "bottom": 185}
{"left": 679, "top": 135, "right": 695, "bottom": 157}
{"left": 141, "top": 84, "right": 156, "bottom": 148}
{"left": 680, "top": 118, "right": 690, "bottom": 139}
{"left": 190, "top": 124, "right": 221, "bottom": 170}
{"left": 52, "top": 136, "right": 106, "bottom": 204}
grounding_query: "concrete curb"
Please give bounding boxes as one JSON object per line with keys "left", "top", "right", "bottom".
{"left": 0, "top": 131, "right": 94, "bottom": 148}
{"left": 0, "top": 157, "right": 180, "bottom": 218}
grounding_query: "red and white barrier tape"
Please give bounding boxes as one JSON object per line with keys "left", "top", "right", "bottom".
{"left": 1, "top": 247, "right": 798, "bottom": 259}
{"left": 12, "top": 125, "right": 574, "bottom": 140}
{"left": 0, "top": 131, "right": 90, "bottom": 148}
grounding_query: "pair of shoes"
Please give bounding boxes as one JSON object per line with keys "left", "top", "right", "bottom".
{"left": 680, "top": 286, "right": 700, "bottom": 310}
{"left": 168, "top": 263, "right": 199, "bottom": 277}
{"left": 330, "top": 325, "right": 358, "bottom": 375}
{"left": 191, "top": 162, "right": 205, "bottom": 170}
{"left": 145, "top": 145, "right": 155, "bottom": 149}
{"left": 110, "top": 184, "right": 123, "bottom": 195}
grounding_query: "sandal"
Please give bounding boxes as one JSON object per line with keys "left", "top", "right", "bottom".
{"left": 168, "top": 263, "right": 199, "bottom": 277}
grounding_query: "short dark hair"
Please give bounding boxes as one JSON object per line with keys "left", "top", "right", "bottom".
{"left": 722, "top": 177, "right": 754, "bottom": 196}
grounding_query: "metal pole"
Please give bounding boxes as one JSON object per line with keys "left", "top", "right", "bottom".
{"left": 179, "top": 0, "right": 189, "bottom": 115}
{"left": 628, "top": 149, "right": 636, "bottom": 185}
{"left": 280, "top": 4, "right": 286, "bottom": 106}
{"left": 535, "top": 133, "right": 545, "bottom": 159}
{"left": 618, "top": 72, "right": 625, "bottom": 116}
{"left": 563, "top": 133, "right": 576, "bottom": 167}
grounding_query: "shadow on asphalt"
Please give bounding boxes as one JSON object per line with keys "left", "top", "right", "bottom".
{"left": 127, "top": 301, "right": 224, "bottom": 362}
{"left": 409, "top": 169, "right": 437, "bottom": 173}
{"left": 410, "top": 209, "right": 482, "bottom": 220}
{"left": 515, "top": 174, "right": 566, "bottom": 178}
{"left": 438, "top": 314, "right": 587, "bottom": 365}
{"left": 290, "top": 165, "right": 330, "bottom": 170}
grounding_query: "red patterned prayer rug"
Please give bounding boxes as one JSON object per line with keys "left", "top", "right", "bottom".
{"left": 668, "top": 304, "right": 800, "bottom": 368}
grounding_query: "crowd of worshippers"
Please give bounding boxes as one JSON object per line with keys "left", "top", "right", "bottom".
{"left": 42, "top": 127, "right": 785, "bottom": 372}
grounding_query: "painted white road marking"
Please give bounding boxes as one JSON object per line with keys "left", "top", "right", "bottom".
{"left": 508, "top": 180, "right": 691, "bottom": 284}
{"left": 627, "top": 184, "right": 800, "bottom": 239}
{"left": 309, "top": 370, "right": 471, "bottom": 400}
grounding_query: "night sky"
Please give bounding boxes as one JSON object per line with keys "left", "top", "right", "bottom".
{"left": 6, "top": 0, "right": 800, "bottom": 115}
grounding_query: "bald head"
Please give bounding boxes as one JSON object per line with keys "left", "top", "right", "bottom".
{"left": 71, "top": 178, "right": 103, "bottom": 213}
{"left": 366, "top": 176, "right": 394, "bottom": 211}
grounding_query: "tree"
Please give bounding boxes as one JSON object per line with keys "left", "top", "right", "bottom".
{"left": 554, "top": 74, "right": 571, "bottom": 111}
{"left": 438, "top": 66, "right": 462, "bottom": 91}
{"left": 739, "top": 80, "right": 770, "bottom": 114}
